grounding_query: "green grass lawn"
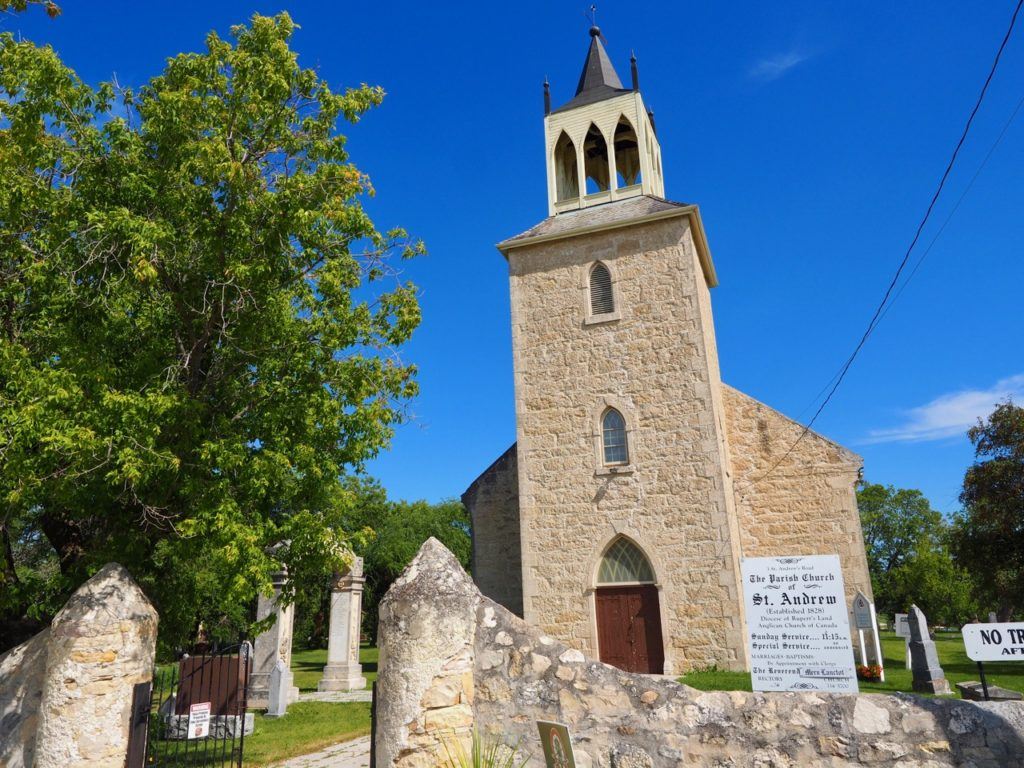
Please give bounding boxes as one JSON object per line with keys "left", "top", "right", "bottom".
{"left": 242, "top": 701, "right": 370, "bottom": 767}
{"left": 681, "top": 631, "right": 1024, "bottom": 697}
{"left": 290, "top": 644, "right": 378, "bottom": 692}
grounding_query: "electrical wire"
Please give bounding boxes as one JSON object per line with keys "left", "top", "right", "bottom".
{"left": 749, "top": 0, "right": 1024, "bottom": 485}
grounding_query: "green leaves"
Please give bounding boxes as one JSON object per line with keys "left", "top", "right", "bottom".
{"left": 857, "top": 482, "right": 976, "bottom": 625}
{"left": 0, "top": 13, "right": 422, "bottom": 651}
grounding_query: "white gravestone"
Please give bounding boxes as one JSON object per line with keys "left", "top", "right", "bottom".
{"left": 249, "top": 567, "right": 300, "bottom": 708}
{"left": 318, "top": 556, "right": 367, "bottom": 692}
{"left": 266, "top": 659, "right": 290, "bottom": 717}
{"left": 742, "top": 554, "right": 858, "bottom": 693}
{"left": 895, "top": 612, "right": 912, "bottom": 669}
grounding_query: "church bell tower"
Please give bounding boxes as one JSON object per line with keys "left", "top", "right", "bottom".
{"left": 544, "top": 26, "right": 665, "bottom": 216}
{"left": 481, "top": 26, "right": 750, "bottom": 675}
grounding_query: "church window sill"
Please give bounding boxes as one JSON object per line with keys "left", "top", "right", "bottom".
{"left": 585, "top": 311, "right": 620, "bottom": 326}
{"left": 595, "top": 465, "right": 633, "bottom": 477}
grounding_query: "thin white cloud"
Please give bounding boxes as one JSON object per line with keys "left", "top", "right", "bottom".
{"left": 863, "top": 374, "right": 1024, "bottom": 444}
{"left": 748, "top": 50, "right": 810, "bottom": 82}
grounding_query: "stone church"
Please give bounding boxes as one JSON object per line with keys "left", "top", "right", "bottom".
{"left": 463, "top": 28, "right": 872, "bottom": 676}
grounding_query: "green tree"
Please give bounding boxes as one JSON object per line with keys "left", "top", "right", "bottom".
{"left": 857, "top": 482, "right": 975, "bottom": 625}
{"left": 952, "top": 400, "right": 1024, "bottom": 621}
{"left": 0, "top": 14, "right": 422, "bottom": 652}
{"left": 293, "top": 484, "right": 470, "bottom": 648}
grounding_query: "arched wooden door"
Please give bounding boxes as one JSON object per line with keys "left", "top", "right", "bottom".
{"left": 594, "top": 539, "right": 665, "bottom": 674}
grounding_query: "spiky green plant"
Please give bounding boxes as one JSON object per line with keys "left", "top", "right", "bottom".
{"left": 442, "top": 728, "right": 531, "bottom": 768}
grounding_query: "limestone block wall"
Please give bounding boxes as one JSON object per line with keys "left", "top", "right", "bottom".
{"left": 0, "top": 563, "right": 158, "bottom": 768}
{"left": 376, "top": 539, "right": 1024, "bottom": 768}
{"left": 723, "top": 385, "right": 874, "bottom": 603}
{"left": 507, "top": 215, "right": 746, "bottom": 673}
{"left": 463, "top": 443, "right": 523, "bottom": 616}
{"left": 0, "top": 627, "right": 49, "bottom": 767}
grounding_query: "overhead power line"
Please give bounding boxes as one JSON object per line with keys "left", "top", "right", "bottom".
{"left": 750, "top": 0, "right": 1024, "bottom": 484}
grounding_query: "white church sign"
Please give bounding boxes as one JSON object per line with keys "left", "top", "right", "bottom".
{"left": 741, "top": 555, "right": 859, "bottom": 693}
{"left": 962, "top": 622, "right": 1024, "bottom": 661}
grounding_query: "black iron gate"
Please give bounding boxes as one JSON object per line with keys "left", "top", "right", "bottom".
{"left": 127, "top": 642, "right": 252, "bottom": 768}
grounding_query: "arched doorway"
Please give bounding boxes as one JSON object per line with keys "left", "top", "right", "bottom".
{"left": 594, "top": 538, "right": 665, "bottom": 674}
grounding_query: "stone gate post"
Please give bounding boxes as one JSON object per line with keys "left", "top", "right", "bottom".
{"left": 318, "top": 556, "right": 367, "bottom": 691}
{"left": 32, "top": 563, "right": 158, "bottom": 768}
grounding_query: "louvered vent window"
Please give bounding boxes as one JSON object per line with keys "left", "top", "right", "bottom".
{"left": 589, "top": 263, "right": 614, "bottom": 315}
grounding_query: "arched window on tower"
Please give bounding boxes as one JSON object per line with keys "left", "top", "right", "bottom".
{"left": 583, "top": 124, "right": 610, "bottom": 195}
{"left": 613, "top": 117, "right": 642, "bottom": 188}
{"left": 601, "top": 407, "right": 628, "bottom": 465}
{"left": 589, "top": 262, "right": 614, "bottom": 316}
{"left": 598, "top": 538, "right": 654, "bottom": 584}
{"left": 554, "top": 131, "right": 579, "bottom": 202}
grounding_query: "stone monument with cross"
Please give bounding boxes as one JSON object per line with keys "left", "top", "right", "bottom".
{"left": 318, "top": 556, "right": 367, "bottom": 691}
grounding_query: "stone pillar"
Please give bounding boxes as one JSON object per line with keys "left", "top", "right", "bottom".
{"left": 33, "top": 563, "right": 158, "bottom": 768}
{"left": 375, "top": 538, "right": 478, "bottom": 768}
{"left": 318, "top": 557, "right": 367, "bottom": 691}
{"left": 248, "top": 569, "right": 299, "bottom": 708}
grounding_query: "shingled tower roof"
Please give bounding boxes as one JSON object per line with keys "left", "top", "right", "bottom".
{"left": 552, "top": 26, "right": 631, "bottom": 113}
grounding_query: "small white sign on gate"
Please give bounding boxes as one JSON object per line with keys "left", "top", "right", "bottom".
{"left": 187, "top": 701, "right": 212, "bottom": 739}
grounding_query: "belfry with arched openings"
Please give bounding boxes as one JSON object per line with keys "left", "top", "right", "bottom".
{"left": 463, "top": 26, "right": 872, "bottom": 676}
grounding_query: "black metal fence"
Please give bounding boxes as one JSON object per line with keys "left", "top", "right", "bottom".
{"left": 128, "top": 642, "right": 252, "bottom": 768}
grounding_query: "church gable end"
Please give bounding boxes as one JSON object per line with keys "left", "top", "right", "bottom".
{"left": 722, "top": 384, "right": 873, "bottom": 604}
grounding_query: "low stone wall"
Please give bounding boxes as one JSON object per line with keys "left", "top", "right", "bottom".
{"left": 376, "top": 539, "right": 1024, "bottom": 767}
{"left": 0, "top": 563, "right": 158, "bottom": 768}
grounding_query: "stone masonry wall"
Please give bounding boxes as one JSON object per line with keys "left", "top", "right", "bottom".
{"left": 723, "top": 385, "right": 874, "bottom": 603}
{"left": 0, "top": 627, "right": 49, "bottom": 767}
{"left": 376, "top": 539, "right": 1024, "bottom": 768}
{"left": 463, "top": 443, "right": 523, "bottom": 616}
{"left": 0, "top": 563, "right": 158, "bottom": 768}
{"left": 507, "top": 214, "right": 746, "bottom": 673}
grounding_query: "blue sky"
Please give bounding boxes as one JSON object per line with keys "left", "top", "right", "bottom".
{"left": 9, "top": 2, "right": 1024, "bottom": 513}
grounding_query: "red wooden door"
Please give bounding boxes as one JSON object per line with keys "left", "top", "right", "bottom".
{"left": 596, "top": 585, "right": 665, "bottom": 674}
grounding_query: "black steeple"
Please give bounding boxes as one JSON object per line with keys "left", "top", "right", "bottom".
{"left": 551, "top": 26, "right": 631, "bottom": 114}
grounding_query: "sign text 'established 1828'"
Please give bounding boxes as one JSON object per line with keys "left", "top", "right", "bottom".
{"left": 741, "top": 555, "right": 858, "bottom": 694}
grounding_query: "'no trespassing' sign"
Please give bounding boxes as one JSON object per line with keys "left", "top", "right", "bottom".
{"left": 962, "top": 622, "right": 1024, "bottom": 661}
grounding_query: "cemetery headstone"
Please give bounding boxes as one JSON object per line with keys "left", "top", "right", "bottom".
{"left": 989, "top": 612, "right": 998, "bottom": 623}
{"left": 894, "top": 612, "right": 911, "bottom": 669}
{"left": 318, "top": 557, "right": 367, "bottom": 692}
{"left": 249, "top": 557, "right": 299, "bottom": 708}
{"left": 266, "top": 659, "right": 290, "bottom": 717}
{"left": 907, "top": 605, "right": 951, "bottom": 695}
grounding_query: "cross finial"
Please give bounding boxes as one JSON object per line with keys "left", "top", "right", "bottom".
{"left": 587, "top": 4, "right": 597, "bottom": 27}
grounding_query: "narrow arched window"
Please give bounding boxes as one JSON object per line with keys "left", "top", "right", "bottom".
{"left": 589, "top": 263, "right": 614, "bottom": 316}
{"left": 554, "top": 131, "right": 579, "bottom": 202}
{"left": 583, "top": 123, "right": 610, "bottom": 194}
{"left": 613, "top": 117, "right": 642, "bottom": 188}
{"left": 598, "top": 538, "right": 654, "bottom": 584}
{"left": 601, "top": 408, "right": 628, "bottom": 464}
